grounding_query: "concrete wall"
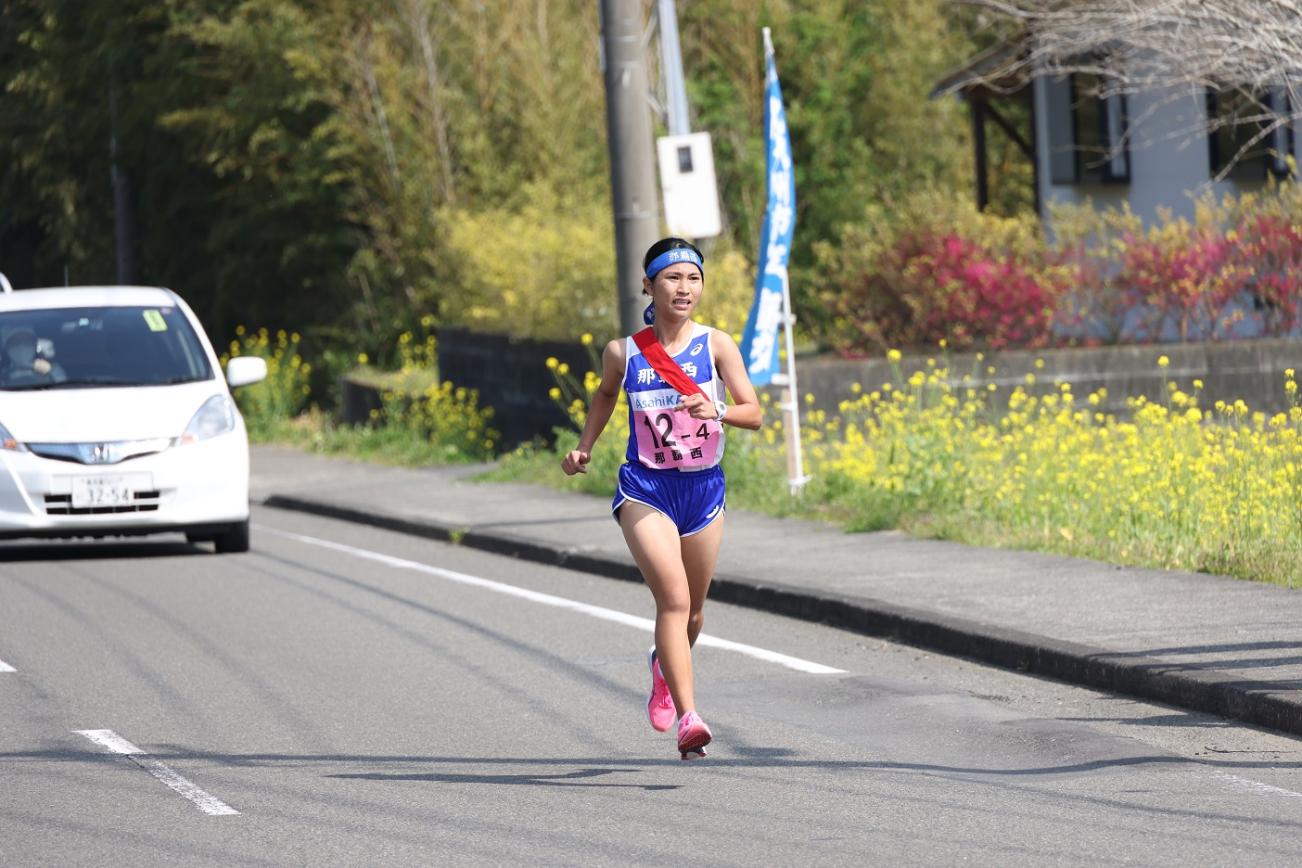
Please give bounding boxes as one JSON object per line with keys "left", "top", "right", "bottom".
{"left": 338, "top": 330, "right": 597, "bottom": 449}
{"left": 434, "top": 329, "right": 597, "bottom": 449}
{"left": 793, "top": 338, "right": 1302, "bottom": 419}
{"left": 370, "top": 333, "right": 1302, "bottom": 448}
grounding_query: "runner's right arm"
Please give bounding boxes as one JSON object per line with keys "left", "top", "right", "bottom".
{"left": 561, "top": 339, "right": 626, "bottom": 475}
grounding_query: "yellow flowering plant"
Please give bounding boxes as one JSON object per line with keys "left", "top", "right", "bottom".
{"left": 503, "top": 352, "right": 1302, "bottom": 585}
{"left": 223, "top": 327, "right": 312, "bottom": 440}
{"left": 369, "top": 328, "right": 499, "bottom": 462}
{"left": 227, "top": 323, "right": 498, "bottom": 463}
{"left": 807, "top": 361, "right": 1302, "bottom": 584}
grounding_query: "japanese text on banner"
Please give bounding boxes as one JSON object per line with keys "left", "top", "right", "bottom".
{"left": 738, "top": 35, "right": 796, "bottom": 386}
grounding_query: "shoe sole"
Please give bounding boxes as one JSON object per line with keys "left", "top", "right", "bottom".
{"left": 677, "top": 729, "right": 712, "bottom": 759}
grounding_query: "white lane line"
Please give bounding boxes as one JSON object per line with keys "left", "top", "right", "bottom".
{"left": 260, "top": 525, "right": 845, "bottom": 675}
{"left": 1213, "top": 770, "right": 1302, "bottom": 801}
{"left": 0, "top": 657, "right": 14, "bottom": 673}
{"left": 75, "top": 729, "right": 239, "bottom": 816}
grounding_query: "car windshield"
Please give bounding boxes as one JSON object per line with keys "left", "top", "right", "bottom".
{"left": 0, "top": 305, "right": 214, "bottom": 390}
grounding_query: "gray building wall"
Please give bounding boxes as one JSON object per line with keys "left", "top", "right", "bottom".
{"left": 1033, "top": 76, "right": 1287, "bottom": 232}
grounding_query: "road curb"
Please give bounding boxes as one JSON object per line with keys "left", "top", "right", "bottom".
{"left": 262, "top": 493, "right": 1302, "bottom": 737}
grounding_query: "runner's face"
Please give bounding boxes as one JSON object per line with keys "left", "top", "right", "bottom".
{"left": 647, "top": 263, "right": 703, "bottom": 321}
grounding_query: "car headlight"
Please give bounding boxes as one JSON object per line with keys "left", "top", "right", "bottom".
{"left": 0, "top": 420, "right": 25, "bottom": 452}
{"left": 180, "top": 395, "right": 237, "bottom": 445}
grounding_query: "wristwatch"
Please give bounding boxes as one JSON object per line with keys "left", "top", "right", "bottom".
{"left": 713, "top": 399, "right": 728, "bottom": 421}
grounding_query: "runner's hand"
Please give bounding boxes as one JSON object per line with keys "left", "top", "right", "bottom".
{"left": 675, "top": 393, "right": 717, "bottom": 420}
{"left": 561, "top": 449, "right": 590, "bottom": 475}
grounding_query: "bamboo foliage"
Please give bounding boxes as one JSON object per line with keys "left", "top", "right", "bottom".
{"left": 0, "top": 0, "right": 993, "bottom": 346}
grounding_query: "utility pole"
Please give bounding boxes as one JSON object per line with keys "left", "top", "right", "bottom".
{"left": 108, "top": 57, "right": 136, "bottom": 285}
{"left": 658, "top": 0, "right": 690, "bottom": 136}
{"left": 600, "top": 0, "right": 660, "bottom": 336}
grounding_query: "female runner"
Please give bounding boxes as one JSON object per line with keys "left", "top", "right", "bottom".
{"left": 561, "top": 237, "right": 763, "bottom": 759}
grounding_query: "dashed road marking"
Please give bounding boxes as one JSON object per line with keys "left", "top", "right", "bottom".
{"left": 261, "top": 525, "right": 845, "bottom": 675}
{"left": 0, "top": 657, "right": 14, "bottom": 673}
{"left": 75, "top": 729, "right": 239, "bottom": 816}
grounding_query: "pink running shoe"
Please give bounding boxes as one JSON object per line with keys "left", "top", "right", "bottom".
{"left": 676, "top": 710, "right": 712, "bottom": 760}
{"left": 647, "top": 648, "right": 676, "bottom": 732}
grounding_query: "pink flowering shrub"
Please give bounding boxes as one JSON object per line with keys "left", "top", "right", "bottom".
{"left": 1229, "top": 213, "right": 1302, "bottom": 335}
{"left": 917, "top": 234, "right": 1058, "bottom": 349}
{"left": 1053, "top": 190, "right": 1302, "bottom": 343}
{"left": 1120, "top": 223, "right": 1246, "bottom": 341}
{"left": 814, "top": 192, "right": 1063, "bottom": 354}
{"left": 814, "top": 186, "right": 1302, "bottom": 356}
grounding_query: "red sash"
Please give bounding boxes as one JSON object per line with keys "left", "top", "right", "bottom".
{"left": 633, "top": 328, "right": 706, "bottom": 398}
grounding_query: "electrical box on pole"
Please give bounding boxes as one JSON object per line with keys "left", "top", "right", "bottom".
{"left": 656, "top": 133, "right": 722, "bottom": 239}
{"left": 653, "top": 0, "right": 721, "bottom": 241}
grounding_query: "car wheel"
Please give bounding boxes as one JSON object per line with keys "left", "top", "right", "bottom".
{"left": 214, "top": 519, "right": 250, "bottom": 554}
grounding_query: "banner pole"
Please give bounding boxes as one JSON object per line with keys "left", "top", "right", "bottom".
{"left": 744, "top": 28, "right": 805, "bottom": 495}
{"left": 778, "top": 274, "right": 808, "bottom": 495}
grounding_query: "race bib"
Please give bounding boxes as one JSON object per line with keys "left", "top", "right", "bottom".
{"left": 633, "top": 406, "right": 722, "bottom": 470}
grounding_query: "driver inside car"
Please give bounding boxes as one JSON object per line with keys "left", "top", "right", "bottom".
{"left": 3, "top": 327, "right": 66, "bottom": 385}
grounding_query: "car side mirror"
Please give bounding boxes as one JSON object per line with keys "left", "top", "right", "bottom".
{"left": 226, "top": 356, "right": 268, "bottom": 388}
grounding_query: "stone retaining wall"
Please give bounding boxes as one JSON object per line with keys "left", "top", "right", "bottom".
{"left": 344, "top": 333, "right": 1302, "bottom": 446}
{"left": 797, "top": 338, "right": 1302, "bottom": 417}
{"left": 434, "top": 329, "right": 595, "bottom": 448}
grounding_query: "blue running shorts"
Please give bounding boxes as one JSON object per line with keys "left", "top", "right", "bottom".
{"left": 611, "top": 462, "right": 726, "bottom": 537}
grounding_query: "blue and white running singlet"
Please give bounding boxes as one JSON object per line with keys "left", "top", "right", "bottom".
{"left": 623, "top": 323, "right": 725, "bottom": 472}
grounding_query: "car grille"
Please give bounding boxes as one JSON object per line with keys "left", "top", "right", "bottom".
{"left": 43, "top": 491, "right": 162, "bottom": 516}
{"left": 28, "top": 439, "right": 172, "bottom": 465}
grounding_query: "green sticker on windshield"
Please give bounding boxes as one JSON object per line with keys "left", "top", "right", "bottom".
{"left": 143, "top": 310, "right": 168, "bottom": 332}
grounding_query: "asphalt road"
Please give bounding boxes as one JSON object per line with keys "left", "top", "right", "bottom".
{"left": 4, "top": 506, "right": 1302, "bottom": 866}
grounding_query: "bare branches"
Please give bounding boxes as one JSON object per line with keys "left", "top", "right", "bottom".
{"left": 956, "top": 0, "right": 1302, "bottom": 94}
{"left": 952, "top": 0, "right": 1302, "bottom": 178}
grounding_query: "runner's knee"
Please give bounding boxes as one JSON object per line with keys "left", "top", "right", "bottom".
{"left": 656, "top": 590, "right": 691, "bottom": 618}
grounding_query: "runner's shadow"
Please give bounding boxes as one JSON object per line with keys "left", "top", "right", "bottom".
{"left": 331, "top": 767, "right": 678, "bottom": 791}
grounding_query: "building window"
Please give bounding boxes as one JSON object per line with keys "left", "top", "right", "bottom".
{"left": 1207, "top": 87, "right": 1293, "bottom": 180}
{"left": 1046, "top": 72, "right": 1130, "bottom": 185}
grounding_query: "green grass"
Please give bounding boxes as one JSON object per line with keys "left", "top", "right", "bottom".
{"left": 250, "top": 409, "right": 489, "bottom": 467}
{"left": 345, "top": 364, "right": 444, "bottom": 395}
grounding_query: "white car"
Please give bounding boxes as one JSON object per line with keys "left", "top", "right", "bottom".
{"left": 0, "top": 285, "right": 266, "bottom": 552}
